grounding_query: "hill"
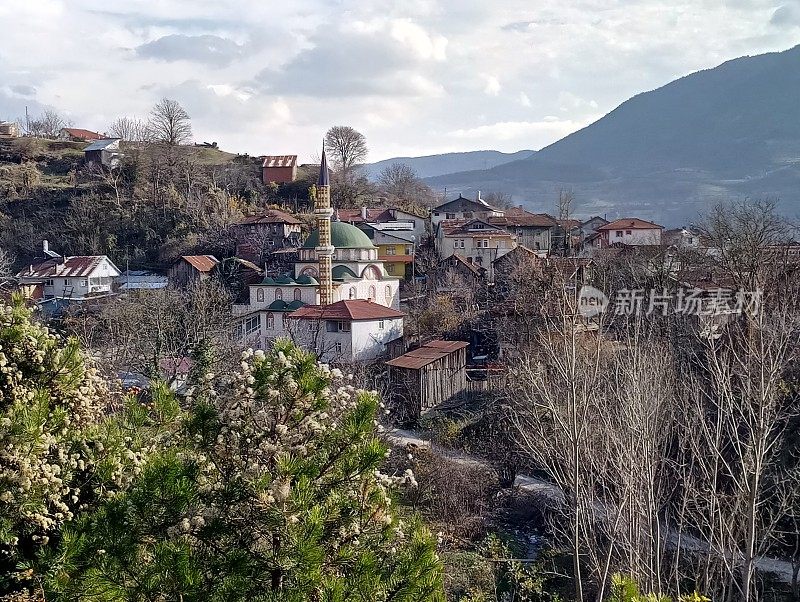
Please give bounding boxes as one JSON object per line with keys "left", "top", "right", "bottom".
{"left": 426, "top": 45, "right": 800, "bottom": 225}
{"left": 363, "top": 149, "right": 534, "bottom": 180}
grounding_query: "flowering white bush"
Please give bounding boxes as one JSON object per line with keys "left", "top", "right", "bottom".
{"left": 46, "top": 339, "right": 443, "bottom": 601}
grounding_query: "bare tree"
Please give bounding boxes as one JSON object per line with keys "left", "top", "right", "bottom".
{"left": 324, "top": 126, "right": 367, "bottom": 174}
{"left": 148, "top": 98, "right": 193, "bottom": 146}
{"left": 377, "top": 163, "right": 436, "bottom": 209}
{"left": 108, "top": 116, "right": 149, "bottom": 142}
{"left": 26, "top": 109, "right": 69, "bottom": 138}
{"left": 0, "top": 247, "right": 13, "bottom": 282}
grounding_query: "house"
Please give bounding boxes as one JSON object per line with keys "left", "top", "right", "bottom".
{"left": 0, "top": 121, "right": 19, "bottom": 138}
{"left": 437, "top": 219, "right": 516, "bottom": 279}
{"left": 16, "top": 242, "right": 120, "bottom": 300}
{"left": 60, "top": 128, "right": 103, "bottom": 142}
{"left": 232, "top": 210, "right": 303, "bottom": 262}
{"left": 368, "top": 231, "right": 416, "bottom": 280}
{"left": 489, "top": 207, "right": 557, "bottom": 253}
{"left": 664, "top": 226, "right": 703, "bottom": 249}
{"left": 211, "top": 257, "right": 264, "bottom": 303}
{"left": 386, "top": 340, "right": 470, "bottom": 418}
{"left": 168, "top": 255, "right": 219, "bottom": 287}
{"left": 340, "top": 206, "right": 427, "bottom": 242}
{"left": 83, "top": 138, "right": 122, "bottom": 168}
{"left": 581, "top": 216, "right": 609, "bottom": 239}
{"left": 431, "top": 193, "right": 504, "bottom": 230}
{"left": 438, "top": 254, "right": 485, "bottom": 291}
{"left": 262, "top": 155, "right": 298, "bottom": 184}
{"left": 594, "top": 218, "right": 664, "bottom": 248}
{"left": 287, "top": 300, "right": 405, "bottom": 363}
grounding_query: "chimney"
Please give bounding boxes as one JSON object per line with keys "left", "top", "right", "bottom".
{"left": 43, "top": 239, "right": 49, "bottom": 254}
{"left": 476, "top": 191, "right": 482, "bottom": 201}
{"left": 361, "top": 206, "right": 367, "bottom": 220}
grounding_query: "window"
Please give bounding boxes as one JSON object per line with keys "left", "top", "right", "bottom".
{"left": 615, "top": 231, "right": 623, "bottom": 238}
{"left": 368, "top": 285, "right": 376, "bottom": 300}
{"left": 463, "top": 211, "right": 473, "bottom": 218}
{"left": 385, "top": 285, "right": 391, "bottom": 301}
{"left": 446, "top": 213, "right": 456, "bottom": 220}
{"left": 266, "top": 313, "right": 275, "bottom": 329}
{"left": 243, "top": 314, "right": 260, "bottom": 335}
{"left": 338, "top": 321, "right": 351, "bottom": 332}
{"left": 45, "top": 279, "right": 53, "bottom": 286}
{"left": 625, "top": 230, "right": 632, "bottom": 235}
{"left": 349, "top": 287, "right": 356, "bottom": 299}
{"left": 272, "top": 224, "right": 277, "bottom": 233}
{"left": 334, "top": 341, "right": 343, "bottom": 353}
{"left": 405, "top": 246, "right": 412, "bottom": 255}
{"left": 386, "top": 246, "right": 396, "bottom": 255}
{"left": 433, "top": 212, "right": 440, "bottom": 216}
{"left": 269, "top": 239, "right": 275, "bottom": 246}
{"left": 386, "top": 264, "right": 394, "bottom": 274}
{"left": 326, "top": 321, "right": 351, "bottom": 333}
{"left": 64, "top": 279, "right": 70, "bottom": 286}
{"left": 293, "top": 288, "right": 302, "bottom": 301}
{"left": 275, "top": 288, "right": 283, "bottom": 301}
{"left": 80, "top": 279, "right": 88, "bottom": 287}
{"left": 326, "top": 321, "right": 337, "bottom": 332}
{"left": 257, "top": 288, "right": 265, "bottom": 302}
{"left": 378, "top": 320, "right": 385, "bottom": 329}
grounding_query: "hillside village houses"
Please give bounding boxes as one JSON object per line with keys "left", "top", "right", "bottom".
{"left": 168, "top": 255, "right": 220, "bottom": 287}
{"left": 59, "top": 127, "right": 104, "bottom": 142}
{"left": 15, "top": 241, "right": 120, "bottom": 300}
{"left": 261, "top": 155, "right": 298, "bottom": 185}
{"left": 232, "top": 209, "right": 303, "bottom": 262}
{"left": 83, "top": 138, "right": 123, "bottom": 168}
{"left": 587, "top": 218, "right": 664, "bottom": 249}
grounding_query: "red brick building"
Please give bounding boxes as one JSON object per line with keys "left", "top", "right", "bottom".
{"left": 262, "top": 155, "right": 298, "bottom": 185}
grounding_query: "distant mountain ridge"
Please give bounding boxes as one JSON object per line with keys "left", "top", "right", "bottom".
{"left": 424, "top": 45, "right": 800, "bottom": 226}
{"left": 363, "top": 150, "right": 535, "bottom": 180}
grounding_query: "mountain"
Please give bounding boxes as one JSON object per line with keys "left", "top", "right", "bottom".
{"left": 363, "top": 150, "right": 535, "bottom": 180}
{"left": 426, "top": 45, "right": 800, "bottom": 226}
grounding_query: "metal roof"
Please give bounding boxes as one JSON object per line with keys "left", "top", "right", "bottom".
{"left": 83, "top": 138, "right": 121, "bottom": 152}
{"left": 262, "top": 155, "right": 298, "bottom": 168}
{"left": 181, "top": 255, "right": 219, "bottom": 272}
{"left": 385, "top": 340, "right": 468, "bottom": 370}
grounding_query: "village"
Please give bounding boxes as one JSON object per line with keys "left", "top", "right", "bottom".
{"left": 3, "top": 118, "right": 792, "bottom": 424}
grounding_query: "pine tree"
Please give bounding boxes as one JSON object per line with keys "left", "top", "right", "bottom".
{"left": 47, "top": 340, "right": 444, "bottom": 600}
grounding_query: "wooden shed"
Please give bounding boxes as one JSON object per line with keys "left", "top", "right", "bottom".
{"left": 386, "top": 340, "right": 469, "bottom": 419}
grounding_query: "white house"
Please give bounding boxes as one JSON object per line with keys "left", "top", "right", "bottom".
{"left": 436, "top": 219, "right": 517, "bottom": 279}
{"left": 593, "top": 218, "right": 663, "bottom": 248}
{"left": 16, "top": 243, "right": 121, "bottom": 300}
{"left": 287, "top": 300, "right": 404, "bottom": 363}
{"left": 431, "top": 194, "right": 504, "bottom": 230}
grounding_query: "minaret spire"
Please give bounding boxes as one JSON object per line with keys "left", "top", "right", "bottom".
{"left": 314, "top": 141, "right": 334, "bottom": 305}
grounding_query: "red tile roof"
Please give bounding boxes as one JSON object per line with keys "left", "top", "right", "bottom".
{"left": 181, "top": 255, "right": 219, "bottom": 272}
{"left": 378, "top": 254, "right": 414, "bottom": 263}
{"left": 445, "top": 253, "right": 483, "bottom": 275}
{"left": 386, "top": 340, "right": 469, "bottom": 370}
{"left": 337, "top": 208, "right": 394, "bottom": 223}
{"left": 598, "top": 218, "right": 663, "bottom": 231}
{"left": 17, "top": 255, "right": 116, "bottom": 279}
{"left": 262, "top": 155, "right": 297, "bottom": 168}
{"left": 61, "top": 128, "right": 103, "bottom": 140}
{"left": 238, "top": 210, "right": 302, "bottom": 225}
{"left": 289, "top": 300, "right": 405, "bottom": 321}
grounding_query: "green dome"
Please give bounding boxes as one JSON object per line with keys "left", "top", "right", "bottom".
{"left": 302, "top": 222, "right": 376, "bottom": 249}
{"left": 332, "top": 265, "right": 358, "bottom": 280}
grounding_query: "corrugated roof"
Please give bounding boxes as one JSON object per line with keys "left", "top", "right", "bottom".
{"left": 262, "top": 155, "right": 298, "bottom": 168}
{"left": 181, "top": 255, "right": 219, "bottom": 272}
{"left": 290, "top": 300, "right": 405, "bottom": 321}
{"left": 598, "top": 218, "right": 663, "bottom": 231}
{"left": 83, "top": 138, "right": 121, "bottom": 151}
{"left": 386, "top": 340, "right": 468, "bottom": 370}
{"left": 238, "top": 210, "right": 302, "bottom": 225}
{"left": 17, "top": 255, "right": 118, "bottom": 279}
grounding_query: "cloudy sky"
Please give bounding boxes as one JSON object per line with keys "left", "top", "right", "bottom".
{"left": 0, "top": 0, "right": 798, "bottom": 162}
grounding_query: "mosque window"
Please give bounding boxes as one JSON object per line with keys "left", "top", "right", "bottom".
{"left": 257, "top": 288, "right": 264, "bottom": 302}
{"left": 293, "top": 288, "right": 302, "bottom": 301}
{"left": 275, "top": 288, "right": 283, "bottom": 301}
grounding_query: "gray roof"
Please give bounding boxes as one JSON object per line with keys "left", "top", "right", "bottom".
{"left": 83, "top": 138, "right": 121, "bottom": 152}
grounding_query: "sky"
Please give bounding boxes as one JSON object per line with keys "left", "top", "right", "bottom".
{"left": 0, "top": 0, "right": 798, "bottom": 163}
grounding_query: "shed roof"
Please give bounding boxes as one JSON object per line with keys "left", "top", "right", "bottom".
{"left": 386, "top": 340, "right": 469, "bottom": 370}
{"left": 181, "top": 255, "right": 219, "bottom": 272}
{"left": 83, "top": 138, "right": 120, "bottom": 151}
{"left": 262, "top": 155, "right": 297, "bottom": 168}
{"left": 61, "top": 127, "right": 103, "bottom": 140}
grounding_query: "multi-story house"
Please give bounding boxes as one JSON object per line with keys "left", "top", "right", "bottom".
{"left": 592, "top": 218, "right": 664, "bottom": 248}
{"left": 437, "top": 219, "right": 516, "bottom": 279}
{"left": 431, "top": 194, "right": 504, "bottom": 230}
{"left": 16, "top": 242, "right": 121, "bottom": 300}
{"left": 232, "top": 210, "right": 303, "bottom": 263}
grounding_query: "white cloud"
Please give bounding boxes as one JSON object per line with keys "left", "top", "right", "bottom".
{"left": 483, "top": 75, "right": 501, "bottom": 96}
{"left": 0, "top": 0, "right": 796, "bottom": 159}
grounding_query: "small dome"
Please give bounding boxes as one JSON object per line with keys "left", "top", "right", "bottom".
{"left": 295, "top": 274, "right": 319, "bottom": 285}
{"left": 268, "top": 300, "right": 288, "bottom": 311}
{"left": 302, "top": 221, "right": 376, "bottom": 250}
{"left": 261, "top": 276, "right": 276, "bottom": 285}
{"left": 274, "top": 274, "right": 295, "bottom": 285}
{"left": 286, "top": 300, "right": 306, "bottom": 310}
{"left": 332, "top": 265, "right": 358, "bottom": 280}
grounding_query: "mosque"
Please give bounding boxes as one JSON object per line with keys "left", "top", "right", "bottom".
{"left": 235, "top": 146, "right": 404, "bottom": 362}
